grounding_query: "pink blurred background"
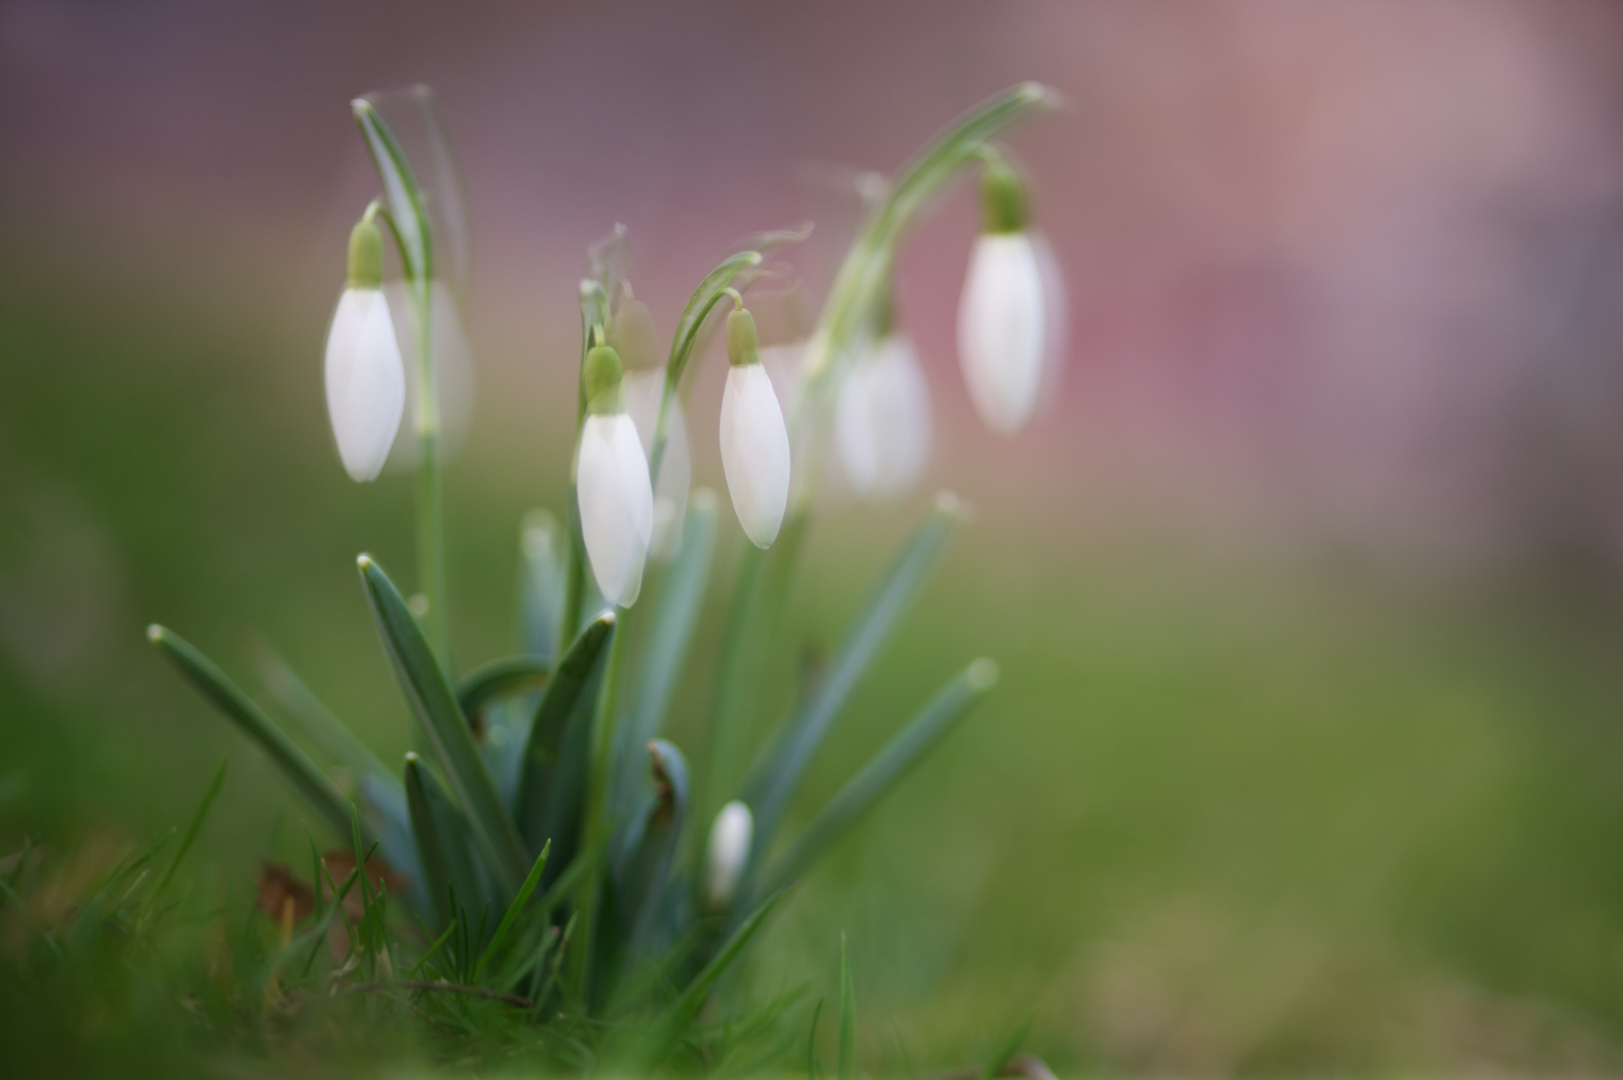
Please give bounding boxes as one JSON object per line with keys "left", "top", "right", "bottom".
{"left": 7, "top": 0, "right": 1623, "bottom": 570}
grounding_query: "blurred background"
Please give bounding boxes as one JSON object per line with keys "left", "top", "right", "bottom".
{"left": 6, "top": 0, "right": 1623, "bottom": 1073}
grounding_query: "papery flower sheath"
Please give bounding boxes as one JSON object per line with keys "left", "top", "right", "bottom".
{"left": 325, "top": 219, "right": 405, "bottom": 481}
{"left": 576, "top": 343, "right": 654, "bottom": 608}
{"left": 719, "top": 306, "right": 791, "bottom": 548}
{"left": 705, "top": 800, "right": 753, "bottom": 910}
{"left": 836, "top": 332, "right": 932, "bottom": 499}
{"left": 957, "top": 158, "right": 1046, "bottom": 436}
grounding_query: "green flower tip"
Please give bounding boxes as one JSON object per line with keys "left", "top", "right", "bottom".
{"left": 584, "top": 343, "right": 624, "bottom": 413}
{"left": 979, "top": 157, "right": 1027, "bottom": 234}
{"left": 347, "top": 219, "right": 384, "bottom": 289}
{"left": 726, "top": 307, "right": 761, "bottom": 368}
{"left": 967, "top": 657, "right": 1000, "bottom": 690}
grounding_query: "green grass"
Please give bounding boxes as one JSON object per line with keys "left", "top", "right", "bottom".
{"left": 4, "top": 252, "right": 1623, "bottom": 1076}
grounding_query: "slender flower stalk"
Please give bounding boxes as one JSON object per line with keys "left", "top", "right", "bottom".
{"left": 705, "top": 800, "right": 753, "bottom": 911}
{"left": 324, "top": 216, "right": 405, "bottom": 482}
{"left": 575, "top": 339, "right": 654, "bottom": 608}
{"left": 957, "top": 154, "right": 1047, "bottom": 435}
{"left": 719, "top": 297, "right": 792, "bottom": 548}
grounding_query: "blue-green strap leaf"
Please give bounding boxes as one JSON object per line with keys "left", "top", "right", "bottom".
{"left": 403, "top": 752, "right": 489, "bottom": 935}
{"left": 357, "top": 555, "right": 527, "bottom": 896}
{"left": 519, "top": 508, "right": 567, "bottom": 660}
{"left": 456, "top": 655, "right": 551, "bottom": 726}
{"left": 148, "top": 625, "right": 355, "bottom": 839}
{"left": 616, "top": 489, "right": 717, "bottom": 807}
{"left": 613, "top": 740, "right": 689, "bottom": 971}
{"left": 516, "top": 612, "right": 617, "bottom": 854}
{"left": 744, "top": 493, "right": 964, "bottom": 855}
{"left": 756, "top": 658, "right": 997, "bottom": 902}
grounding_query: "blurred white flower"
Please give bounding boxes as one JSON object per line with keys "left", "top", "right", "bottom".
{"left": 576, "top": 345, "right": 653, "bottom": 608}
{"left": 324, "top": 221, "right": 404, "bottom": 482}
{"left": 835, "top": 333, "right": 932, "bottom": 499}
{"left": 720, "top": 308, "right": 791, "bottom": 548}
{"left": 381, "top": 279, "right": 476, "bottom": 469}
{"left": 958, "top": 231, "right": 1045, "bottom": 435}
{"left": 623, "top": 369, "right": 690, "bottom": 561}
{"left": 704, "top": 800, "right": 753, "bottom": 910}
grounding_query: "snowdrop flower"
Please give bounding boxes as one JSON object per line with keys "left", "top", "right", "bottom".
{"left": 704, "top": 800, "right": 753, "bottom": 910}
{"left": 957, "top": 157, "right": 1046, "bottom": 435}
{"left": 575, "top": 341, "right": 654, "bottom": 608}
{"left": 836, "top": 331, "right": 932, "bottom": 499}
{"left": 623, "top": 368, "right": 690, "bottom": 561}
{"left": 324, "top": 219, "right": 405, "bottom": 481}
{"left": 719, "top": 303, "right": 791, "bottom": 548}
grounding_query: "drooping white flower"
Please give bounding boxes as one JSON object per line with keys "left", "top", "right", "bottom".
{"left": 623, "top": 368, "right": 690, "bottom": 561}
{"left": 957, "top": 158, "right": 1047, "bottom": 436}
{"left": 836, "top": 332, "right": 932, "bottom": 499}
{"left": 576, "top": 343, "right": 654, "bottom": 608}
{"left": 719, "top": 306, "right": 791, "bottom": 548}
{"left": 324, "top": 219, "right": 405, "bottom": 482}
{"left": 704, "top": 800, "right": 753, "bottom": 910}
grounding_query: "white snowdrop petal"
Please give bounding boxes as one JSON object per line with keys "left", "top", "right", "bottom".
{"left": 957, "top": 232, "right": 1046, "bottom": 435}
{"left": 704, "top": 800, "right": 753, "bottom": 910}
{"left": 720, "top": 365, "right": 791, "bottom": 548}
{"left": 576, "top": 413, "right": 653, "bottom": 608}
{"left": 623, "top": 369, "right": 690, "bottom": 561}
{"left": 324, "top": 288, "right": 405, "bottom": 482}
{"left": 836, "top": 334, "right": 932, "bottom": 499}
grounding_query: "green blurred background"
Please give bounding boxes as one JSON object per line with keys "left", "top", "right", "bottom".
{"left": 6, "top": 1, "right": 1623, "bottom": 1074}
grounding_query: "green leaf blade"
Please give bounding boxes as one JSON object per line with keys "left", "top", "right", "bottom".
{"left": 759, "top": 658, "right": 997, "bottom": 900}
{"left": 148, "top": 625, "right": 354, "bottom": 838}
{"left": 745, "top": 493, "right": 964, "bottom": 855}
{"left": 357, "top": 555, "right": 527, "bottom": 896}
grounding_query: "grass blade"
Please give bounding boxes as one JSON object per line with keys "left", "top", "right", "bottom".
{"left": 838, "top": 933, "right": 855, "bottom": 1080}
{"left": 745, "top": 493, "right": 964, "bottom": 856}
{"left": 148, "top": 625, "right": 354, "bottom": 838}
{"left": 516, "top": 612, "right": 616, "bottom": 853}
{"left": 456, "top": 656, "right": 551, "bottom": 724}
{"left": 358, "top": 555, "right": 527, "bottom": 896}
{"left": 634, "top": 888, "right": 786, "bottom": 1069}
{"left": 978, "top": 1013, "right": 1036, "bottom": 1080}
{"left": 807, "top": 996, "right": 825, "bottom": 1080}
{"left": 758, "top": 659, "right": 997, "bottom": 900}
{"left": 474, "top": 840, "right": 550, "bottom": 983}
{"left": 139, "top": 756, "right": 227, "bottom": 923}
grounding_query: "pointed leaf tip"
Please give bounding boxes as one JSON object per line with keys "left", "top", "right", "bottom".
{"left": 968, "top": 658, "right": 999, "bottom": 690}
{"left": 357, "top": 553, "right": 374, "bottom": 569}
{"left": 146, "top": 624, "right": 164, "bottom": 643}
{"left": 934, "top": 490, "right": 972, "bottom": 518}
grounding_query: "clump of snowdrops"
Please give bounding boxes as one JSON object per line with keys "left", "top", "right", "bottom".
{"left": 144, "top": 80, "right": 1061, "bottom": 1068}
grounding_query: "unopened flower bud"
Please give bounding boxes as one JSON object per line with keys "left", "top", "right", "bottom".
{"left": 720, "top": 307, "right": 791, "bottom": 548}
{"left": 576, "top": 342, "right": 653, "bottom": 607}
{"left": 324, "top": 219, "right": 405, "bottom": 482}
{"left": 704, "top": 800, "right": 753, "bottom": 910}
{"left": 957, "top": 160, "right": 1046, "bottom": 436}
